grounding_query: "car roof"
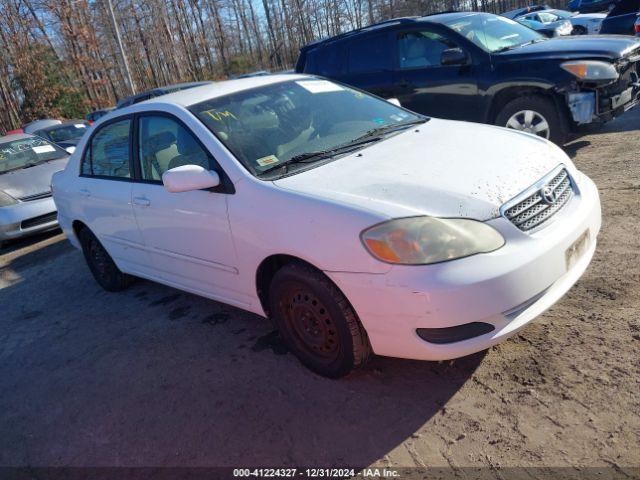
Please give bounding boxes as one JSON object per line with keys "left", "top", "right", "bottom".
{"left": 137, "top": 73, "right": 308, "bottom": 108}
{"left": 0, "top": 133, "right": 37, "bottom": 143}
{"left": 37, "top": 120, "right": 88, "bottom": 131}
{"left": 501, "top": 5, "right": 549, "bottom": 18}
{"left": 117, "top": 81, "right": 215, "bottom": 107}
{"left": 301, "top": 12, "right": 484, "bottom": 49}
{"left": 158, "top": 80, "right": 213, "bottom": 92}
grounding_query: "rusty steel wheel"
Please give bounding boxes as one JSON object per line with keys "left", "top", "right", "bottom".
{"left": 281, "top": 287, "right": 340, "bottom": 361}
{"left": 268, "top": 262, "right": 370, "bottom": 378}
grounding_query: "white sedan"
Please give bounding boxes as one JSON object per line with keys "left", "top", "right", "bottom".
{"left": 52, "top": 75, "right": 601, "bottom": 377}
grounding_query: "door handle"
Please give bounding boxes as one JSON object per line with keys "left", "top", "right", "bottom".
{"left": 133, "top": 196, "right": 151, "bottom": 207}
{"left": 79, "top": 188, "right": 91, "bottom": 197}
{"left": 397, "top": 80, "right": 412, "bottom": 89}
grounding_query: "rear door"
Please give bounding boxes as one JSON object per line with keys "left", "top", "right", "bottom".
{"left": 339, "top": 32, "right": 396, "bottom": 99}
{"left": 391, "top": 26, "right": 480, "bottom": 120}
{"left": 77, "top": 116, "right": 146, "bottom": 269}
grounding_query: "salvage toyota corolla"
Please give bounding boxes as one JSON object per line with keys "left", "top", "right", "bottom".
{"left": 52, "top": 75, "right": 601, "bottom": 377}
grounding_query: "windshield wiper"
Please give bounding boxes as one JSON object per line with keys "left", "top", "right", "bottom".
{"left": 259, "top": 137, "right": 382, "bottom": 176}
{"left": 259, "top": 118, "right": 428, "bottom": 177}
{"left": 494, "top": 38, "right": 544, "bottom": 54}
{"left": 350, "top": 118, "right": 428, "bottom": 143}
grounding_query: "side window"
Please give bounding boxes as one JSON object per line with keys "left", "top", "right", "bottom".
{"left": 397, "top": 31, "right": 461, "bottom": 69}
{"left": 138, "top": 115, "right": 210, "bottom": 182}
{"left": 347, "top": 33, "right": 392, "bottom": 73}
{"left": 81, "top": 119, "right": 131, "bottom": 178}
{"left": 537, "top": 12, "right": 559, "bottom": 22}
{"left": 305, "top": 46, "right": 346, "bottom": 76}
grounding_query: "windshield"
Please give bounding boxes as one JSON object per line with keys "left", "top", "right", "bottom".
{"left": 189, "top": 79, "right": 423, "bottom": 176}
{"left": 546, "top": 10, "right": 573, "bottom": 19}
{"left": 0, "top": 137, "right": 66, "bottom": 173}
{"left": 41, "top": 123, "right": 88, "bottom": 143}
{"left": 444, "top": 13, "right": 543, "bottom": 53}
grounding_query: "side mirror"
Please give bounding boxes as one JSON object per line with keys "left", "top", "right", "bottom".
{"left": 441, "top": 48, "right": 468, "bottom": 66}
{"left": 387, "top": 98, "right": 402, "bottom": 107}
{"left": 162, "top": 165, "right": 220, "bottom": 193}
{"left": 65, "top": 146, "right": 76, "bottom": 154}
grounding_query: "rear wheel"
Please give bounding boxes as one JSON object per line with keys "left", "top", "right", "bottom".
{"left": 268, "top": 263, "right": 370, "bottom": 378}
{"left": 496, "top": 94, "right": 568, "bottom": 145}
{"left": 79, "top": 228, "right": 133, "bottom": 292}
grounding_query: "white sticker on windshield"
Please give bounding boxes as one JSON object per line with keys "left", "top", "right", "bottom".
{"left": 32, "top": 145, "right": 56, "bottom": 154}
{"left": 74, "top": 123, "right": 86, "bottom": 129}
{"left": 296, "top": 80, "right": 344, "bottom": 93}
{"left": 256, "top": 155, "right": 279, "bottom": 167}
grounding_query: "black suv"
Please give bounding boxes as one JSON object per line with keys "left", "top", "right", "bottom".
{"left": 296, "top": 12, "right": 640, "bottom": 144}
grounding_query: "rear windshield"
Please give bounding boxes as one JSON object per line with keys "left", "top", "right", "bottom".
{"left": 40, "top": 123, "right": 88, "bottom": 143}
{"left": 0, "top": 137, "right": 66, "bottom": 173}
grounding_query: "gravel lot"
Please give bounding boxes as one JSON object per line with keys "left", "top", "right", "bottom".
{"left": 0, "top": 110, "right": 638, "bottom": 477}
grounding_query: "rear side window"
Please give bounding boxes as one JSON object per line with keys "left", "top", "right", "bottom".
{"left": 347, "top": 33, "right": 392, "bottom": 73}
{"left": 81, "top": 119, "right": 131, "bottom": 178}
{"left": 305, "top": 46, "right": 346, "bottom": 76}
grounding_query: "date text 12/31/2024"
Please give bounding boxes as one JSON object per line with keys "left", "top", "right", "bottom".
{"left": 233, "top": 468, "right": 401, "bottom": 478}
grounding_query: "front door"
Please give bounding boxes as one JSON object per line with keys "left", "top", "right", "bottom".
{"left": 391, "top": 28, "right": 480, "bottom": 121}
{"left": 130, "top": 113, "right": 240, "bottom": 304}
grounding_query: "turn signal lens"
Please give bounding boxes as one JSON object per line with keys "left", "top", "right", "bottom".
{"left": 0, "top": 190, "right": 18, "bottom": 207}
{"left": 361, "top": 217, "right": 505, "bottom": 265}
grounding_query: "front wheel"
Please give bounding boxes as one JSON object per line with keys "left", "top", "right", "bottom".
{"left": 268, "top": 263, "right": 371, "bottom": 378}
{"left": 495, "top": 94, "right": 568, "bottom": 145}
{"left": 572, "top": 25, "right": 587, "bottom": 35}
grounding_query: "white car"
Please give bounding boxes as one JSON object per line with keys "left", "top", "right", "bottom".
{"left": 517, "top": 9, "right": 606, "bottom": 34}
{"left": 52, "top": 75, "right": 601, "bottom": 377}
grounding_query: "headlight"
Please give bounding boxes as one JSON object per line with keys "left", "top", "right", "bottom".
{"left": 561, "top": 60, "right": 619, "bottom": 83}
{"left": 0, "top": 190, "right": 17, "bottom": 207}
{"left": 361, "top": 217, "right": 505, "bottom": 265}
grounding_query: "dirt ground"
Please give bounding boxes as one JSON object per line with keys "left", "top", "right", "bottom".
{"left": 0, "top": 109, "right": 638, "bottom": 478}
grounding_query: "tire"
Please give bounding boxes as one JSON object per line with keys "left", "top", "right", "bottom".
{"left": 268, "top": 263, "right": 370, "bottom": 378}
{"left": 495, "top": 94, "right": 569, "bottom": 145}
{"left": 79, "top": 228, "right": 133, "bottom": 292}
{"left": 572, "top": 25, "right": 587, "bottom": 35}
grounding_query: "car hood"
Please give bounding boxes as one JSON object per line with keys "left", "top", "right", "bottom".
{"left": 0, "top": 157, "right": 68, "bottom": 199}
{"left": 495, "top": 35, "right": 640, "bottom": 61}
{"left": 574, "top": 13, "right": 607, "bottom": 19}
{"left": 273, "top": 119, "right": 570, "bottom": 221}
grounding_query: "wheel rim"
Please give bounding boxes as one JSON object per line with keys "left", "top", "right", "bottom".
{"left": 279, "top": 286, "right": 339, "bottom": 361}
{"left": 505, "top": 110, "right": 551, "bottom": 139}
{"left": 88, "top": 239, "right": 110, "bottom": 277}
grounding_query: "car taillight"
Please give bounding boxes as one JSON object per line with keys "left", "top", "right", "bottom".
{"left": 634, "top": 21, "right": 640, "bottom": 34}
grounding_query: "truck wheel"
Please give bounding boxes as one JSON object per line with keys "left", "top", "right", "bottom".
{"left": 268, "top": 263, "right": 371, "bottom": 378}
{"left": 79, "top": 228, "right": 133, "bottom": 292}
{"left": 496, "top": 95, "right": 568, "bottom": 145}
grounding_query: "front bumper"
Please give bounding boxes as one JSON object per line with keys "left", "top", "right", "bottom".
{"left": 327, "top": 173, "right": 601, "bottom": 361}
{"left": 0, "top": 197, "right": 59, "bottom": 242}
{"left": 567, "top": 59, "right": 640, "bottom": 125}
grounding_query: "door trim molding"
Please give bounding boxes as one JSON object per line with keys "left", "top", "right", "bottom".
{"left": 102, "top": 234, "right": 239, "bottom": 274}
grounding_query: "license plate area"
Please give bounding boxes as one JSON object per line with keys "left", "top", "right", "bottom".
{"left": 565, "top": 229, "right": 590, "bottom": 271}
{"left": 611, "top": 87, "right": 633, "bottom": 110}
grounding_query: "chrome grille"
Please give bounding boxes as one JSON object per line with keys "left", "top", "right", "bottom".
{"left": 18, "top": 191, "right": 52, "bottom": 201}
{"left": 503, "top": 168, "right": 574, "bottom": 232}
